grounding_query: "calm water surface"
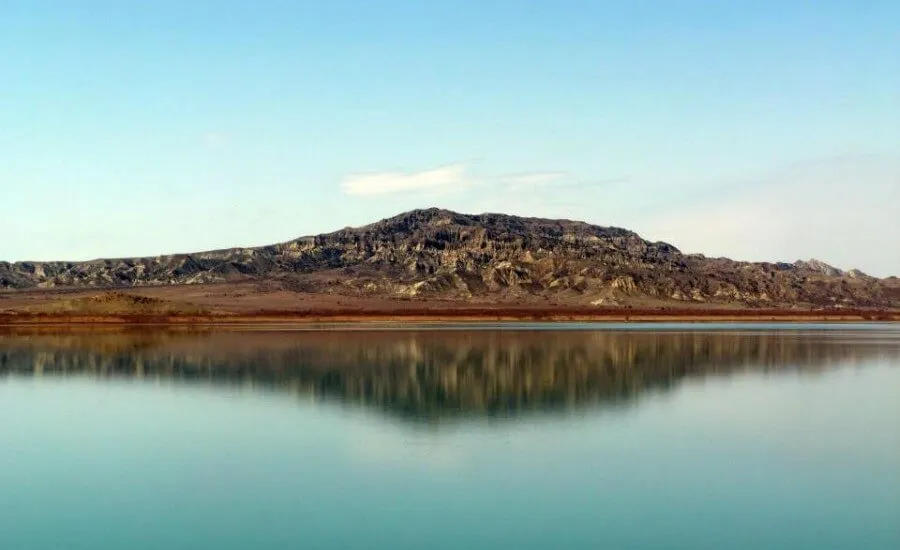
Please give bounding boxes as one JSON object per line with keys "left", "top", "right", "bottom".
{"left": 1, "top": 324, "right": 898, "bottom": 549}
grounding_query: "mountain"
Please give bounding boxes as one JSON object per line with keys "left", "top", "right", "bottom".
{"left": 1, "top": 208, "right": 898, "bottom": 309}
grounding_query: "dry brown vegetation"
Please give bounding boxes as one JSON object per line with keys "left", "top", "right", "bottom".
{"left": 0, "top": 285, "right": 897, "bottom": 325}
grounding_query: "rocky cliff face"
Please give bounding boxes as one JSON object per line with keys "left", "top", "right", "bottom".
{"left": 2, "top": 208, "right": 897, "bottom": 308}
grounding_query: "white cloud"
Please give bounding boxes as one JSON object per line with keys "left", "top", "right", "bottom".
{"left": 341, "top": 163, "right": 472, "bottom": 196}
{"left": 340, "top": 164, "right": 579, "bottom": 197}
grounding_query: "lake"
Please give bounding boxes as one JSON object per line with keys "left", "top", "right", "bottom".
{"left": 1, "top": 324, "right": 898, "bottom": 549}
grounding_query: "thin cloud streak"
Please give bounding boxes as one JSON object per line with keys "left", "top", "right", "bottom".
{"left": 340, "top": 163, "right": 611, "bottom": 197}
{"left": 341, "top": 164, "right": 472, "bottom": 196}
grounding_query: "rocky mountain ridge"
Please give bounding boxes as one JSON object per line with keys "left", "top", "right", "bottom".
{"left": 2, "top": 208, "right": 897, "bottom": 308}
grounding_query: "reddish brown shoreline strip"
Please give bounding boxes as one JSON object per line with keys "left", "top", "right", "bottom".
{"left": 1, "top": 307, "right": 897, "bottom": 326}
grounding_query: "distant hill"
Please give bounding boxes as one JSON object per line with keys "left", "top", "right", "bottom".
{"left": 2, "top": 208, "right": 898, "bottom": 309}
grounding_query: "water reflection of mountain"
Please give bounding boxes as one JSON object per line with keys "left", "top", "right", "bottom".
{"left": 1, "top": 329, "right": 898, "bottom": 422}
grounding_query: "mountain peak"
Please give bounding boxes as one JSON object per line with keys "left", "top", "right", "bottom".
{"left": 793, "top": 258, "right": 843, "bottom": 276}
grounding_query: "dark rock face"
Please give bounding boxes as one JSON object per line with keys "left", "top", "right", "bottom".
{"left": 1, "top": 208, "right": 897, "bottom": 308}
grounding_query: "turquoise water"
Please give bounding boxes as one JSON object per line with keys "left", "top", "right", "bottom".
{"left": 1, "top": 325, "right": 898, "bottom": 549}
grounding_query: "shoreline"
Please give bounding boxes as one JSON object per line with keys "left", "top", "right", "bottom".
{"left": 1, "top": 308, "right": 898, "bottom": 326}
{"left": 3, "top": 284, "right": 897, "bottom": 326}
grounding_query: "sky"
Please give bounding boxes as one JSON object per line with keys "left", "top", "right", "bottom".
{"left": 2, "top": 0, "right": 898, "bottom": 276}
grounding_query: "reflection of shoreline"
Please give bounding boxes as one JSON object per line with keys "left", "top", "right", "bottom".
{"left": 1, "top": 329, "right": 899, "bottom": 422}
{"left": 1, "top": 307, "right": 899, "bottom": 326}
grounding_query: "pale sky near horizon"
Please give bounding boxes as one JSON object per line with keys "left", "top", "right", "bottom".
{"left": 2, "top": 1, "right": 898, "bottom": 276}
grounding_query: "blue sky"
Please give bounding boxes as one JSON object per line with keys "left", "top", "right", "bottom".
{"left": 2, "top": 1, "right": 898, "bottom": 275}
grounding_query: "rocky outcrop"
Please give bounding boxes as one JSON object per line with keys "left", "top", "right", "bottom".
{"left": 1, "top": 208, "right": 897, "bottom": 308}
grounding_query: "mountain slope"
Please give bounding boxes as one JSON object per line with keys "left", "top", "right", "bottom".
{"left": 2, "top": 208, "right": 897, "bottom": 308}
